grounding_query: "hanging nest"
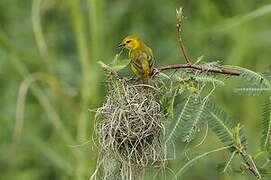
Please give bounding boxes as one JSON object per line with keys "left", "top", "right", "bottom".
{"left": 94, "top": 75, "right": 166, "bottom": 179}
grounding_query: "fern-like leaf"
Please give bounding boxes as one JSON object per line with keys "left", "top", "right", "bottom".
{"left": 223, "top": 65, "right": 271, "bottom": 96}
{"left": 200, "top": 61, "right": 221, "bottom": 68}
{"left": 261, "top": 97, "right": 271, "bottom": 151}
{"left": 238, "top": 68, "right": 271, "bottom": 87}
{"left": 228, "top": 66, "right": 271, "bottom": 87}
{"left": 180, "top": 97, "right": 209, "bottom": 142}
{"left": 166, "top": 88, "right": 179, "bottom": 119}
{"left": 261, "top": 71, "right": 271, "bottom": 81}
{"left": 207, "top": 103, "right": 235, "bottom": 145}
{"left": 165, "top": 95, "right": 197, "bottom": 143}
{"left": 191, "top": 74, "right": 225, "bottom": 86}
{"left": 235, "top": 85, "right": 271, "bottom": 96}
{"left": 207, "top": 104, "right": 247, "bottom": 149}
{"left": 241, "top": 71, "right": 267, "bottom": 85}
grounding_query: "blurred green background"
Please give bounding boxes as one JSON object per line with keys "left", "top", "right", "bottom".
{"left": 1, "top": 0, "right": 271, "bottom": 179}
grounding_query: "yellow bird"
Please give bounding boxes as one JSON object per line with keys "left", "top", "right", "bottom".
{"left": 119, "top": 35, "right": 154, "bottom": 84}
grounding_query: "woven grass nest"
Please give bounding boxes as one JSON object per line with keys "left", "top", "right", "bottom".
{"left": 95, "top": 76, "right": 166, "bottom": 179}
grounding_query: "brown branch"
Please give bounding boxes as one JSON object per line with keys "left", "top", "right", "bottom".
{"left": 153, "top": 64, "right": 241, "bottom": 76}
{"left": 243, "top": 162, "right": 261, "bottom": 178}
{"left": 239, "top": 150, "right": 261, "bottom": 179}
{"left": 152, "top": 8, "right": 241, "bottom": 77}
{"left": 176, "top": 8, "right": 191, "bottom": 64}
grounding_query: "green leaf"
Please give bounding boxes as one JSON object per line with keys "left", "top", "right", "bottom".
{"left": 191, "top": 74, "right": 225, "bottom": 86}
{"left": 222, "top": 151, "right": 237, "bottom": 173}
{"left": 180, "top": 97, "right": 209, "bottom": 142}
{"left": 235, "top": 85, "right": 271, "bottom": 96}
{"left": 223, "top": 65, "right": 271, "bottom": 88}
{"left": 207, "top": 104, "right": 235, "bottom": 145}
{"left": 194, "top": 55, "right": 204, "bottom": 65}
{"left": 165, "top": 95, "right": 195, "bottom": 143}
{"left": 241, "top": 71, "right": 271, "bottom": 88}
{"left": 207, "top": 104, "right": 247, "bottom": 151}
{"left": 262, "top": 71, "right": 271, "bottom": 81}
{"left": 110, "top": 59, "right": 130, "bottom": 72}
{"left": 261, "top": 97, "right": 271, "bottom": 151}
{"left": 258, "top": 167, "right": 271, "bottom": 175}
{"left": 200, "top": 61, "right": 221, "bottom": 68}
{"left": 166, "top": 88, "right": 179, "bottom": 119}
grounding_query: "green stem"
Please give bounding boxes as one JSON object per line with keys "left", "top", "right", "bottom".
{"left": 176, "top": 146, "right": 231, "bottom": 178}
{"left": 87, "top": 0, "right": 103, "bottom": 175}
{"left": 11, "top": 54, "right": 74, "bottom": 145}
{"left": 223, "top": 151, "right": 236, "bottom": 173}
{"left": 31, "top": 0, "right": 50, "bottom": 67}
{"left": 70, "top": 0, "right": 91, "bottom": 142}
{"left": 69, "top": 0, "right": 95, "bottom": 179}
{"left": 88, "top": 0, "right": 103, "bottom": 62}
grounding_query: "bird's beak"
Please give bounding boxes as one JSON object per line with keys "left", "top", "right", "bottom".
{"left": 118, "top": 42, "right": 126, "bottom": 48}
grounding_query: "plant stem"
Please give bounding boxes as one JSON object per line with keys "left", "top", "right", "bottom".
{"left": 176, "top": 8, "right": 191, "bottom": 64}
{"left": 70, "top": 0, "right": 93, "bottom": 179}
{"left": 176, "top": 146, "right": 231, "bottom": 178}
{"left": 240, "top": 151, "right": 262, "bottom": 179}
{"left": 154, "top": 63, "right": 241, "bottom": 76}
{"left": 31, "top": 0, "right": 50, "bottom": 68}
{"left": 165, "top": 8, "right": 241, "bottom": 77}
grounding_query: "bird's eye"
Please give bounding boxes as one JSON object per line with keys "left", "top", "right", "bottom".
{"left": 126, "top": 40, "right": 131, "bottom": 43}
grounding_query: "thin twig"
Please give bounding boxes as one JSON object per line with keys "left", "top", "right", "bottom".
{"left": 239, "top": 151, "right": 262, "bottom": 179}
{"left": 243, "top": 162, "right": 261, "bottom": 178}
{"left": 176, "top": 7, "right": 191, "bottom": 64}
{"left": 158, "top": 8, "right": 241, "bottom": 77}
{"left": 153, "top": 64, "right": 241, "bottom": 76}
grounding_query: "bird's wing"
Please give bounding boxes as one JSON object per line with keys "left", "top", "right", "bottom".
{"left": 130, "top": 50, "right": 152, "bottom": 75}
{"left": 145, "top": 47, "right": 155, "bottom": 69}
{"left": 138, "top": 52, "right": 148, "bottom": 59}
{"left": 131, "top": 59, "right": 143, "bottom": 70}
{"left": 136, "top": 53, "right": 150, "bottom": 75}
{"left": 140, "top": 58, "right": 150, "bottom": 75}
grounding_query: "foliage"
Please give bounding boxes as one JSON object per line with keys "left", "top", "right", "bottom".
{"left": 262, "top": 97, "right": 271, "bottom": 151}
{"left": 1, "top": 0, "right": 271, "bottom": 180}
{"left": 162, "top": 62, "right": 271, "bottom": 179}
{"left": 97, "top": 53, "right": 271, "bottom": 179}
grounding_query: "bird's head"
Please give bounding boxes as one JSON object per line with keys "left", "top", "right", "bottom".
{"left": 118, "top": 35, "right": 141, "bottom": 50}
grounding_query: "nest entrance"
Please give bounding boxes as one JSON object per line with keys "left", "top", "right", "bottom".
{"left": 95, "top": 77, "right": 166, "bottom": 179}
